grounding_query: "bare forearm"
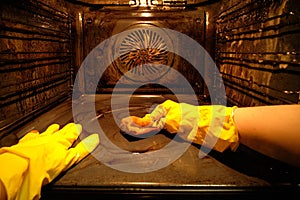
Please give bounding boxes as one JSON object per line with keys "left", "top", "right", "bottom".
{"left": 234, "top": 104, "right": 300, "bottom": 168}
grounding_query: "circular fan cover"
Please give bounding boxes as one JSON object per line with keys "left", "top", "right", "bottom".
{"left": 117, "top": 28, "right": 174, "bottom": 82}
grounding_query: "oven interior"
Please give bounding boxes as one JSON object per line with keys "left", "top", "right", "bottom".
{"left": 1, "top": 0, "right": 300, "bottom": 199}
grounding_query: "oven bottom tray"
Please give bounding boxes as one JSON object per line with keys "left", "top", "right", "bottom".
{"left": 14, "top": 94, "right": 300, "bottom": 199}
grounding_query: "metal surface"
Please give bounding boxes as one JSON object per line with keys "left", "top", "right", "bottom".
{"left": 215, "top": 0, "right": 300, "bottom": 106}
{"left": 13, "top": 94, "right": 299, "bottom": 199}
{"left": 1, "top": 0, "right": 300, "bottom": 198}
{"left": 0, "top": 0, "right": 74, "bottom": 139}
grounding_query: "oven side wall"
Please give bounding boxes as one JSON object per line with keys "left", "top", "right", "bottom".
{"left": 215, "top": 0, "right": 300, "bottom": 106}
{"left": 0, "top": 0, "right": 75, "bottom": 144}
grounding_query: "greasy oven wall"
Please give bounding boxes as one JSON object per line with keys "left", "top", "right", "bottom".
{"left": 74, "top": 4, "right": 208, "bottom": 95}
{"left": 216, "top": 0, "right": 300, "bottom": 106}
{"left": 71, "top": 0, "right": 300, "bottom": 105}
{"left": 0, "top": 0, "right": 75, "bottom": 144}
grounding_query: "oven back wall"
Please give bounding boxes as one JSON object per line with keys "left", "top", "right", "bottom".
{"left": 0, "top": 0, "right": 74, "bottom": 143}
{"left": 76, "top": 7, "right": 208, "bottom": 94}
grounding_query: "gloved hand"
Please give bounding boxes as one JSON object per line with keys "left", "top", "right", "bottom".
{"left": 0, "top": 123, "right": 100, "bottom": 200}
{"left": 120, "top": 100, "right": 239, "bottom": 152}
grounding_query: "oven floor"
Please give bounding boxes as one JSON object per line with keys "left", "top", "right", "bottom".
{"left": 14, "top": 94, "right": 300, "bottom": 199}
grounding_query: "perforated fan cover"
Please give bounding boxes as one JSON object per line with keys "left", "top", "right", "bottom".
{"left": 115, "top": 28, "right": 175, "bottom": 82}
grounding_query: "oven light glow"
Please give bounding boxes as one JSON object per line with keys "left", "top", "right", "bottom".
{"left": 132, "top": 94, "right": 163, "bottom": 98}
{"left": 140, "top": 0, "right": 147, "bottom": 6}
{"left": 140, "top": 12, "right": 153, "bottom": 17}
{"left": 206, "top": 12, "right": 209, "bottom": 26}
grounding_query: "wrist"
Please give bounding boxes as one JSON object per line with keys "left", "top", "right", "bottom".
{"left": 231, "top": 106, "right": 238, "bottom": 120}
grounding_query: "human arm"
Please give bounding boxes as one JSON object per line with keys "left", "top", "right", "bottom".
{"left": 234, "top": 105, "right": 300, "bottom": 168}
{"left": 120, "top": 100, "right": 300, "bottom": 168}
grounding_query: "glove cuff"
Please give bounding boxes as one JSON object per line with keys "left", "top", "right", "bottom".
{"left": 186, "top": 105, "right": 240, "bottom": 153}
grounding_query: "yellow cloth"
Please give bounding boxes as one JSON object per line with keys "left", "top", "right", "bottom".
{"left": 121, "top": 100, "right": 239, "bottom": 152}
{"left": 0, "top": 123, "right": 99, "bottom": 200}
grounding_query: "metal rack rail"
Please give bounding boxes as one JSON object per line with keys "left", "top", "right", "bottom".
{"left": 0, "top": 0, "right": 75, "bottom": 139}
{"left": 215, "top": 0, "right": 300, "bottom": 106}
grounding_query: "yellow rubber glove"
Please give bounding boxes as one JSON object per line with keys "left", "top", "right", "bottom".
{"left": 120, "top": 100, "right": 239, "bottom": 152}
{"left": 0, "top": 123, "right": 99, "bottom": 200}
